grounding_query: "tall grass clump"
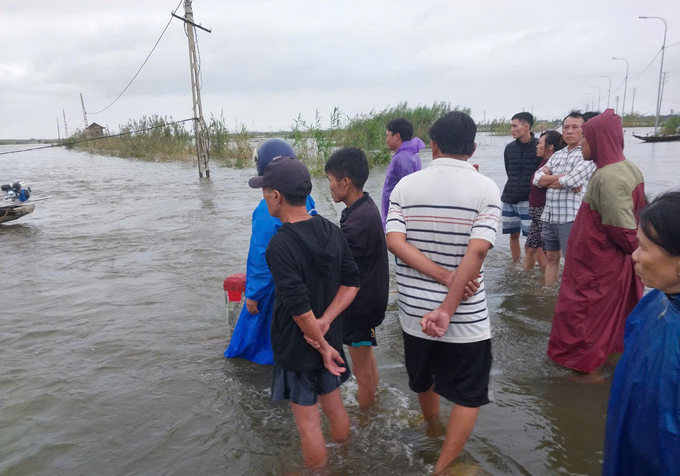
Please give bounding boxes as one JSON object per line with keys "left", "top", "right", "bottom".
{"left": 290, "top": 101, "right": 470, "bottom": 173}
{"left": 70, "top": 115, "right": 194, "bottom": 161}
{"left": 343, "top": 101, "right": 468, "bottom": 165}
{"left": 661, "top": 115, "right": 680, "bottom": 136}
{"left": 291, "top": 108, "right": 343, "bottom": 176}
{"left": 70, "top": 113, "right": 254, "bottom": 165}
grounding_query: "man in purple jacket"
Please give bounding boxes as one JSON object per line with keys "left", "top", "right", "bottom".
{"left": 381, "top": 118, "right": 425, "bottom": 229}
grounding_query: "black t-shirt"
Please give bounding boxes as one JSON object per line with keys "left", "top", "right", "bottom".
{"left": 340, "top": 193, "right": 389, "bottom": 329}
{"left": 265, "top": 214, "right": 360, "bottom": 371}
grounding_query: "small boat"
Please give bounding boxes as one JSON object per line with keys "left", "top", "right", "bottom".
{"left": 0, "top": 202, "right": 35, "bottom": 224}
{"left": 632, "top": 133, "right": 680, "bottom": 143}
{"left": 1, "top": 181, "right": 41, "bottom": 225}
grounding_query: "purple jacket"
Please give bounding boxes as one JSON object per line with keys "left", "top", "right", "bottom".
{"left": 381, "top": 137, "right": 425, "bottom": 228}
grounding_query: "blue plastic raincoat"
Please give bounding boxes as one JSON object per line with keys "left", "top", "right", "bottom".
{"left": 224, "top": 196, "right": 317, "bottom": 364}
{"left": 603, "top": 290, "right": 680, "bottom": 475}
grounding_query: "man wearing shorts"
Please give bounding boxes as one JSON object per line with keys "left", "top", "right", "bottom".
{"left": 501, "top": 112, "right": 540, "bottom": 262}
{"left": 533, "top": 112, "right": 596, "bottom": 286}
{"left": 325, "top": 147, "right": 389, "bottom": 408}
{"left": 249, "top": 156, "right": 361, "bottom": 469}
{"left": 387, "top": 112, "right": 501, "bottom": 474}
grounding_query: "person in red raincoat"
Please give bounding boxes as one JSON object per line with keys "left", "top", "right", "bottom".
{"left": 547, "top": 109, "right": 645, "bottom": 373}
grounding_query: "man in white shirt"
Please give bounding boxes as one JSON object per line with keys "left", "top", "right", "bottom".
{"left": 386, "top": 112, "right": 501, "bottom": 475}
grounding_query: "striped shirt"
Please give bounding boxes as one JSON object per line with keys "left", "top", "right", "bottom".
{"left": 386, "top": 158, "right": 501, "bottom": 343}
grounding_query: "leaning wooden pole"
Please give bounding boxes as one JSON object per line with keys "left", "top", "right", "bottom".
{"left": 184, "top": 0, "right": 210, "bottom": 179}
{"left": 80, "top": 93, "right": 93, "bottom": 154}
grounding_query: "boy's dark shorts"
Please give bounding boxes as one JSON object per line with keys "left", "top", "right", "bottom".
{"left": 402, "top": 331, "right": 492, "bottom": 408}
{"left": 271, "top": 361, "right": 351, "bottom": 406}
{"left": 343, "top": 325, "right": 377, "bottom": 347}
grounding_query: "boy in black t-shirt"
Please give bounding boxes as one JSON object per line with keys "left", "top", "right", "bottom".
{"left": 321, "top": 147, "right": 389, "bottom": 408}
{"left": 248, "top": 156, "right": 360, "bottom": 470}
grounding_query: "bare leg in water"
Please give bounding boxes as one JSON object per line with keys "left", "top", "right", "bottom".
{"left": 432, "top": 405, "right": 480, "bottom": 475}
{"left": 290, "top": 388, "right": 349, "bottom": 469}
{"left": 545, "top": 250, "right": 561, "bottom": 286}
{"left": 348, "top": 346, "right": 379, "bottom": 409}
{"left": 509, "top": 232, "right": 521, "bottom": 262}
{"left": 523, "top": 247, "right": 547, "bottom": 270}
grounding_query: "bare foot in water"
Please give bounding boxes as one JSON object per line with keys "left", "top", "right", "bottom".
{"left": 437, "top": 461, "right": 487, "bottom": 475}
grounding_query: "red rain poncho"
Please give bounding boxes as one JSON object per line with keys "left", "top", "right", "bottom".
{"left": 547, "top": 109, "right": 645, "bottom": 373}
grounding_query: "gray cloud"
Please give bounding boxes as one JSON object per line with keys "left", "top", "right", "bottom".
{"left": 1, "top": 0, "right": 678, "bottom": 138}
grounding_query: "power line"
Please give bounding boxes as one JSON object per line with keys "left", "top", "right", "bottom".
{"left": 88, "top": 0, "right": 184, "bottom": 115}
{"left": 667, "top": 40, "right": 680, "bottom": 48}
{"left": 630, "top": 47, "right": 663, "bottom": 80}
{"left": 0, "top": 117, "right": 195, "bottom": 156}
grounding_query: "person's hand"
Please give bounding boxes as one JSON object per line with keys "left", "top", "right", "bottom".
{"left": 420, "top": 308, "right": 451, "bottom": 338}
{"left": 245, "top": 298, "right": 259, "bottom": 315}
{"left": 572, "top": 186, "right": 583, "bottom": 193}
{"left": 464, "top": 278, "right": 480, "bottom": 299}
{"left": 304, "top": 318, "right": 330, "bottom": 348}
{"left": 541, "top": 166, "right": 551, "bottom": 175}
{"left": 320, "top": 345, "right": 346, "bottom": 376}
{"left": 444, "top": 272, "right": 481, "bottom": 300}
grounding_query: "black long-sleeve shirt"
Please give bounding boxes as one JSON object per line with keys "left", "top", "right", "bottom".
{"left": 265, "top": 214, "right": 360, "bottom": 371}
{"left": 340, "top": 193, "right": 389, "bottom": 329}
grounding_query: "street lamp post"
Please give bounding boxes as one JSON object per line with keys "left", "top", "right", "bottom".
{"left": 599, "top": 75, "right": 612, "bottom": 109}
{"left": 612, "top": 57, "right": 629, "bottom": 118}
{"left": 639, "top": 16, "right": 667, "bottom": 135}
{"left": 591, "top": 86, "right": 602, "bottom": 111}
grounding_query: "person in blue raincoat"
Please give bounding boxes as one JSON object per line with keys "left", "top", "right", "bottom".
{"left": 225, "top": 139, "right": 317, "bottom": 365}
{"left": 603, "top": 190, "right": 680, "bottom": 476}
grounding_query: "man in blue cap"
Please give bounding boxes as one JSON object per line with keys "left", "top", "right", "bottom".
{"left": 225, "top": 139, "right": 317, "bottom": 364}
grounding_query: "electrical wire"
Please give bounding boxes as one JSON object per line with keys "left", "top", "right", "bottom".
{"left": 0, "top": 118, "right": 195, "bottom": 156}
{"left": 88, "top": 0, "right": 184, "bottom": 115}
{"left": 630, "top": 47, "right": 663, "bottom": 80}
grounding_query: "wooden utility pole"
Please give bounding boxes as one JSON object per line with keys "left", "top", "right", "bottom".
{"left": 57, "top": 117, "right": 61, "bottom": 143}
{"left": 181, "top": 0, "right": 210, "bottom": 178}
{"left": 63, "top": 109, "right": 69, "bottom": 138}
{"left": 80, "top": 93, "right": 93, "bottom": 153}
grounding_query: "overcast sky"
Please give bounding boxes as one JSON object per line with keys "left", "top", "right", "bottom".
{"left": 1, "top": 0, "right": 679, "bottom": 139}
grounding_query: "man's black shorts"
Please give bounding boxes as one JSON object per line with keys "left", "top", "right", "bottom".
{"left": 343, "top": 325, "right": 377, "bottom": 347}
{"left": 271, "top": 361, "right": 351, "bottom": 406}
{"left": 402, "top": 331, "right": 492, "bottom": 408}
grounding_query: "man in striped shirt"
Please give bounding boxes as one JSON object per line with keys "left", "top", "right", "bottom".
{"left": 386, "top": 112, "right": 501, "bottom": 475}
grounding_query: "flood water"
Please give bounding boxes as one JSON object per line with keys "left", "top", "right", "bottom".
{"left": 1, "top": 129, "right": 678, "bottom": 476}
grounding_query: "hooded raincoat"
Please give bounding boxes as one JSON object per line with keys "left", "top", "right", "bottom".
{"left": 381, "top": 137, "right": 425, "bottom": 229}
{"left": 224, "top": 196, "right": 316, "bottom": 365}
{"left": 603, "top": 290, "right": 680, "bottom": 475}
{"left": 547, "top": 109, "right": 645, "bottom": 373}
